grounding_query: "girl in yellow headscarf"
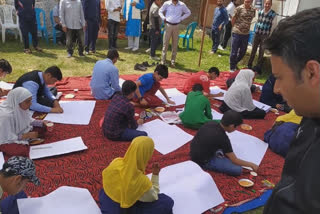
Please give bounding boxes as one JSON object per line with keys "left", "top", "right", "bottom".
{"left": 99, "top": 136, "right": 174, "bottom": 214}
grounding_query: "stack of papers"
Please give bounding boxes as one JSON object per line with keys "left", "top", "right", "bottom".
{"left": 156, "top": 88, "right": 187, "bottom": 106}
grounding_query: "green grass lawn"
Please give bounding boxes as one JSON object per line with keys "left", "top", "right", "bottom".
{"left": 0, "top": 31, "right": 267, "bottom": 214}
{"left": 0, "top": 30, "right": 270, "bottom": 84}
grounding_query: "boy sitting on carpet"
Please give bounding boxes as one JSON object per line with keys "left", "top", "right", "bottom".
{"left": 190, "top": 110, "right": 258, "bottom": 176}
{"left": 0, "top": 156, "right": 40, "bottom": 214}
{"left": 180, "top": 84, "right": 217, "bottom": 129}
{"left": 102, "top": 80, "right": 147, "bottom": 141}
{"left": 132, "top": 64, "right": 175, "bottom": 107}
{"left": 183, "top": 67, "right": 223, "bottom": 97}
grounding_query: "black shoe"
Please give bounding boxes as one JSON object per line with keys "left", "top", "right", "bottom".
{"left": 79, "top": 53, "right": 85, "bottom": 57}
{"left": 134, "top": 63, "right": 147, "bottom": 71}
{"left": 142, "top": 61, "right": 152, "bottom": 67}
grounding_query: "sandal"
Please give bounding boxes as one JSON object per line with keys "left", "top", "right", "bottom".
{"left": 34, "top": 47, "right": 43, "bottom": 52}
{"left": 24, "top": 49, "right": 32, "bottom": 54}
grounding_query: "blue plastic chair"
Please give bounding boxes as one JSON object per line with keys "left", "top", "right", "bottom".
{"left": 29, "top": 8, "right": 49, "bottom": 44}
{"left": 178, "top": 22, "right": 197, "bottom": 50}
{"left": 50, "top": 10, "right": 56, "bottom": 44}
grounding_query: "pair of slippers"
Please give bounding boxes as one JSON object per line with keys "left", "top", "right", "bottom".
{"left": 134, "top": 61, "right": 157, "bottom": 71}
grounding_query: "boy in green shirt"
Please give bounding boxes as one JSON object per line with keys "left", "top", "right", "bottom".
{"left": 180, "top": 84, "right": 217, "bottom": 129}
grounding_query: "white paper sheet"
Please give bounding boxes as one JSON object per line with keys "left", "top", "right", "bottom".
{"left": 0, "top": 81, "right": 14, "bottom": 90}
{"left": 148, "top": 161, "right": 224, "bottom": 214}
{"left": 119, "top": 78, "right": 125, "bottom": 87}
{"left": 0, "top": 152, "right": 4, "bottom": 170}
{"left": 137, "top": 119, "right": 193, "bottom": 154}
{"left": 227, "top": 131, "right": 268, "bottom": 166}
{"left": 44, "top": 101, "right": 96, "bottom": 125}
{"left": 211, "top": 109, "right": 223, "bottom": 120}
{"left": 17, "top": 186, "right": 101, "bottom": 214}
{"left": 156, "top": 88, "right": 187, "bottom": 106}
{"left": 210, "top": 86, "right": 271, "bottom": 112}
{"left": 29, "top": 137, "right": 88, "bottom": 159}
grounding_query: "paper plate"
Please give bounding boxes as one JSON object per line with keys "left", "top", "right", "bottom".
{"left": 29, "top": 139, "right": 45, "bottom": 145}
{"left": 241, "top": 124, "right": 252, "bottom": 131}
{"left": 239, "top": 179, "right": 254, "bottom": 187}
{"left": 155, "top": 107, "right": 165, "bottom": 113}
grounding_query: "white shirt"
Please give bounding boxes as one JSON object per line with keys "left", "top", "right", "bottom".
{"left": 105, "top": 0, "right": 121, "bottom": 22}
{"left": 226, "top": 1, "right": 235, "bottom": 20}
{"left": 60, "top": 0, "right": 86, "bottom": 29}
{"left": 159, "top": 0, "right": 191, "bottom": 24}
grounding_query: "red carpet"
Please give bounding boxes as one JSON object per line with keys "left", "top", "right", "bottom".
{"left": 22, "top": 72, "right": 284, "bottom": 213}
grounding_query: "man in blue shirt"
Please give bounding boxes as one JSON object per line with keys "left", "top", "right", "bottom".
{"left": 83, "top": 0, "right": 101, "bottom": 54}
{"left": 133, "top": 64, "right": 175, "bottom": 107}
{"left": 13, "top": 66, "right": 63, "bottom": 113}
{"left": 210, "top": 0, "right": 228, "bottom": 54}
{"left": 90, "top": 49, "right": 121, "bottom": 100}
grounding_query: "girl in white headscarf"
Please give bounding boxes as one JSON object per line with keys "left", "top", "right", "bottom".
{"left": 220, "top": 69, "right": 266, "bottom": 119}
{"left": 0, "top": 87, "right": 44, "bottom": 157}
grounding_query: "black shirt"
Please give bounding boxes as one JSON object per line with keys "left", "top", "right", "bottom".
{"left": 190, "top": 121, "right": 233, "bottom": 165}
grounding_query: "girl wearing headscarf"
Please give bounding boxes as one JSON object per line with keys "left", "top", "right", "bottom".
{"left": 99, "top": 136, "right": 174, "bottom": 214}
{"left": 0, "top": 87, "right": 45, "bottom": 157}
{"left": 220, "top": 69, "right": 266, "bottom": 119}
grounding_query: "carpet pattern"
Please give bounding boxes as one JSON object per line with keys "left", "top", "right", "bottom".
{"left": 21, "top": 72, "right": 284, "bottom": 213}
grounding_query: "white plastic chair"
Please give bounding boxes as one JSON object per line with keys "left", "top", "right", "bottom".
{"left": 0, "top": 5, "right": 22, "bottom": 43}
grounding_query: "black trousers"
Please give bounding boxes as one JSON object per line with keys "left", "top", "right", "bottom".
{"left": 37, "top": 87, "right": 57, "bottom": 108}
{"left": 54, "top": 24, "right": 66, "bottom": 44}
{"left": 107, "top": 19, "right": 120, "bottom": 49}
{"left": 19, "top": 18, "right": 38, "bottom": 49}
{"left": 149, "top": 29, "right": 161, "bottom": 57}
{"left": 221, "top": 21, "right": 232, "bottom": 49}
{"left": 219, "top": 101, "right": 266, "bottom": 119}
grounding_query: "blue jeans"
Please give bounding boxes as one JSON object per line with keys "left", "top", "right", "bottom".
{"left": 0, "top": 191, "right": 27, "bottom": 214}
{"left": 230, "top": 33, "right": 250, "bottom": 70}
{"left": 203, "top": 150, "right": 242, "bottom": 176}
{"left": 211, "top": 29, "right": 221, "bottom": 53}
{"left": 150, "top": 29, "right": 161, "bottom": 57}
{"left": 120, "top": 128, "right": 148, "bottom": 141}
{"left": 99, "top": 189, "right": 174, "bottom": 214}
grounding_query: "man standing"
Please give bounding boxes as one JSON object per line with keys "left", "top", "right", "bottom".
{"left": 0, "top": 59, "right": 12, "bottom": 97}
{"left": 14, "top": 0, "right": 42, "bottom": 54}
{"left": 263, "top": 8, "right": 320, "bottom": 214}
{"left": 221, "top": 0, "right": 237, "bottom": 49}
{"left": 13, "top": 66, "right": 64, "bottom": 113}
{"left": 149, "top": 0, "right": 162, "bottom": 61}
{"left": 123, "top": 0, "right": 145, "bottom": 51}
{"left": 159, "top": 0, "right": 191, "bottom": 67}
{"left": 53, "top": 0, "right": 66, "bottom": 45}
{"left": 247, "top": 0, "right": 276, "bottom": 69}
{"left": 90, "top": 49, "right": 121, "bottom": 100}
{"left": 83, "top": 0, "right": 101, "bottom": 54}
{"left": 210, "top": 0, "right": 228, "bottom": 54}
{"left": 105, "top": 0, "right": 121, "bottom": 50}
{"left": 60, "top": 0, "right": 86, "bottom": 58}
{"left": 229, "top": 0, "right": 255, "bottom": 72}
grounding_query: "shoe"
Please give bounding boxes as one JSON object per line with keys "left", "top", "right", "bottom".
{"left": 218, "top": 45, "right": 224, "bottom": 50}
{"left": 91, "top": 50, "right": 96, "bottom": 54}
{"left": 230, "top": 69, "right": 235, "bottom": 73}
{"left": 67, "top": 53, "right": 72, "bottom": 58}
{"left": 125, "top": 47, "right": 133, "bottom": 50}
{"left": 79, "top": 53, "right": 85, "bottom": 57}
{"left": 24, "top": 49, "right": 32, "bottom": 54}
{"left": 209, "top": 50, "right": 215, "bottom": 55}
{"left": 134, "top": 63, "right": 147, "bottom": 71}
{"left": 171, "top": 61, "right": 176, "bottom": 68}
{"left": 85, "top": 51, "right": 89, "bottom": 55}
{"left": 145, "top": 48, "right": 151, "bottom": 53}
{"left": 132, "top": 47, "right": 139, "bottom": 52}
{"left": 34, "top": 47, "right": 43, "bottom": 52}
{"left": 150, "top": 56, "right": 160, "bottom": 61}
{"left": 142, "top": 61, "right": 152, "bottom": 67}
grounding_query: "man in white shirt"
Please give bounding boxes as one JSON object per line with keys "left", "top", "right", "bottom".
{"left": 159, "top": 0, "right": 191, "bottom": 67}
{"left": 105, "top": 0, "right": 121, "bottom": 49}
{"left": 221, "top": 0, "right": 239, "bottom": 49}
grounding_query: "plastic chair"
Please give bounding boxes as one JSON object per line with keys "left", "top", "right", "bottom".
{"left": 178, "top": 22, "right": 197, "bottom": 51}
{"left": 50, "top": 10, "right": 56, "bottom": 44}
{"left": 0, "top": 5, "right": 22, "bottom": 43}
{"left": 29, "top": 8, "right": 49, "bottom": 44}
